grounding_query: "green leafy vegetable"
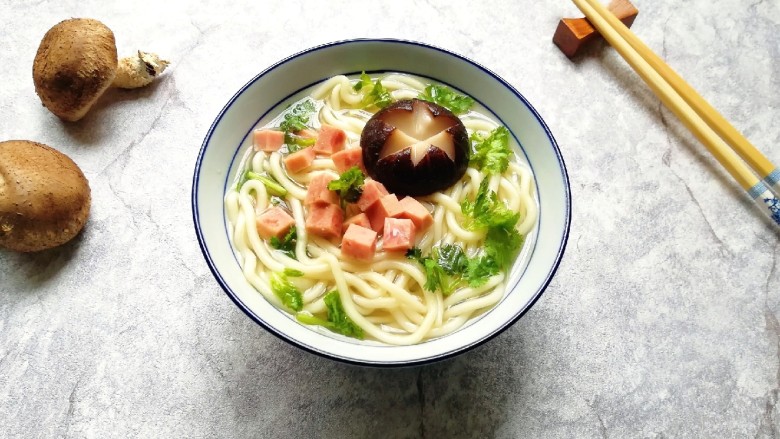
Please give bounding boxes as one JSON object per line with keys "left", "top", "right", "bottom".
{"left": 407, "top": 243, "right": 504, "bottom": 293}
{"left": 270, "top": 272, "right": 303, "bottom": 311}
{"left": 284, "top": 132, "right": 316, "bottom": 153}
{"left": 279, "top": 99, "right": 316, "bottom": 134}
{"left": 418, "top": 84, "right": 475, "bottom": 115}
{"left": 461, "top": 179, "right": 518, "bottom": 231}
{"left": 406, "top": 247, "right": 459, "bottom": 295}
{"left": 470, "top": 126, "right": 512, "bottom": 175}
{"left": 270, "top": 226, "right": 297, "bottom": 259}
{"left": 283, "top": 268, "right": 304, "bottom": 277}
{"left": 460, "top": 179, "right": 524, "bottom": 270}
{"left": 327, "top": 166, "right": 365, "bottom": 204}
{"left": 296, "top": 291, "right": 364, "bottom": 339}
{"left": 434, "top": 244, "right": 468, "bottom": 275}
{"left": 239, "top": 171, "right": 287, "bottom": 196}
{"left": 465, "top": 255, "right": 499, "bottom": 287}
{"left": 353, "top": 72, "right": 393, "bottom": 109}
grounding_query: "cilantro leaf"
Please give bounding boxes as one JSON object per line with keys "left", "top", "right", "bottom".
{"left": 465, "top": 255, "right": 500, "bottom": 287}
{"left": 470, "top": 126, "right": 512, "bottom": 175}
{"left": 269, "top": 272, "right": 303, "bottom": 311}
{"left": 354, "top": 72, "right": 393, "bottom": 109}
{"left": 460, "top": 179, "right": 525, "bottom": 270}
{"left": 461, "top": 179, "right": 518, "bottom": 231}
{"left": 328, "top": 167, "right": 365, "bottom": 204}
{"left": 434, "top": 244, "right": 468, "bottom": 275}
{"left": 419, "top": 84, "right": 475, "bottom": 115}
{"left": 279, "top": 99, "right": 316, "bottom": 134}
{"left": 270, "top": 226, "right": 297, "bottom": 259}
{"left": 296, "top": 291, "right": 364, "bottom": 339}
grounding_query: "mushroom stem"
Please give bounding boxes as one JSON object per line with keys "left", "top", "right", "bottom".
{"left": 112, "top": 50, "right": 169, "bottom": 89}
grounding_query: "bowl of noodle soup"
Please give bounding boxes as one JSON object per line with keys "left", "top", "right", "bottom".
{"left": 193, "top": 39, "right": 570, "bottom": 366}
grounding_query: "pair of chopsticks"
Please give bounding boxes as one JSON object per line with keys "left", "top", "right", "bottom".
{"left": 571, "top": 0, "right": 780, "bottom": 227}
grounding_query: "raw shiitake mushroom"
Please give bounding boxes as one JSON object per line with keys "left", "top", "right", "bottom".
{"left": 32, "top": 18, "right": 169, "bottom": 122}
{"left": 361, "top": 99, "right": 470, "bottom": 196}
{"left": 0, "top": 140, "right": 91, "bottom": 252}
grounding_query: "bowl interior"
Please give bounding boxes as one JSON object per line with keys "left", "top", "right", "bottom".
{"left": 193, "top": 39, "right": 570, "bottom": 366}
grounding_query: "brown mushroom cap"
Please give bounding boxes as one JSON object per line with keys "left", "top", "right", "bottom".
{"left": 361, "top": 99, "right": 470, "bottom": 196}
{"left": 0, "top": 140, "right": 91, "bottom": 252}
{"left": 33, "top": 18, "right": 118, "bottom": 122}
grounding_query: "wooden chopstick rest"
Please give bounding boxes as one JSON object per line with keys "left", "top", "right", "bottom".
{"left": 553, "top": 0, "right": 639, "bottom": 58}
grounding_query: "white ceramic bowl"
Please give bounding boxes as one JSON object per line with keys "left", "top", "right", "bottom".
{"left": 192, "top": 39, "right": 570, "bottom": 366}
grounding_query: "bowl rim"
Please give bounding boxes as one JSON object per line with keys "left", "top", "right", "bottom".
{"left": 192, "top": 38, "right": 571, "bottom": 367}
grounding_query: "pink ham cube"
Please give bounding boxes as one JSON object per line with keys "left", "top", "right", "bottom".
{"left": 256, "top": 206, "right": 295, "bottom": 240}
{"left": 253, "top": 129, "right": 285, "bottom": 152}
{"left": 393, "top": 197, "right": 433, "bottom": 231}
{"left": 343, "top": 212, "right": 371, "bottom": 233}
{"left": 304, "top": 172, "right": 339, "bottom": 206}
{"left": 382, "top": 218, "right": 416, "bottom": 252}
{"left": 284, "top": 147, "right": 316, "bottom": 173}
{"left": 313, "top": 124, "right": 347, "bottom": 155}
{"left": 331, "top": 147, "right": 365, "bottom": 174}
{"left": 341, "top": 224, "right": 378, "bottom": 261}
{"left": 357, "top": 179, "right": 389, "bottom": 212}
{"left": 305, "top": 203, "right": 344, "bottom": 240}
{"left": 366, "top": 194, "right": 402, "bottom": 234}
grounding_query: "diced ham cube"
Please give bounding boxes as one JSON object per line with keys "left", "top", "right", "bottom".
{"left": 284, "top": 147, "right": 316, "bottom": 173}
{"left": 341, "top": 224, "right": 378, "bottom": 261}
{"left": 304, "top": 172, "right": 339, "bottom": 206}
{"left": 343, "top": 213, "right": 371, "bottom": 233}
{"left": 313, "top": 124, "right": 347, "bottom": 155}
{"left": 253, "top": 129, "right": 285, "bottom": 152}
{"left": 357, "top": 179, "right": 389, "bottom": 212}
{"left": 393, "top": 197, "right": 433, "bottom": 231}
{"left": 298, "top": 128, "right": 318, "bottom": 140}
{"left": 344, "top": 202, "right": 361, "bottom": 219}
{"left": 305, "top": 203, "right": 344, "bottom": 240}
{"left": 366, "top": 194, "right": 402, "bottom": 234}
{"left": 256, "top": 206, "right": 295, "bottom": 240}
{"left": 331, "top": 147, "right": 365, "bottom": 174}
{"left": 382, "top": 218, "right": 416, "bottom": 252}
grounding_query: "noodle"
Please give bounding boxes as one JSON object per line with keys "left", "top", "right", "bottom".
{"left": 225, "top": 72, "right": 538, "bottom": 345}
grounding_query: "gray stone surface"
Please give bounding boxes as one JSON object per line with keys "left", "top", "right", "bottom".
{"left": 1, "top": 0, "right": 778, "bottom": 437}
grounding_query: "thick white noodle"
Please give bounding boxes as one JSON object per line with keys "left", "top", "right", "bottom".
{"left": 224, "top": 72, "right": 538, "bottom": 345}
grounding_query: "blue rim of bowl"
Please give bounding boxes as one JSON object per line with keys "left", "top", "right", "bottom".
{"left": 192, "top": 38, "right": 571, "bottom": 367}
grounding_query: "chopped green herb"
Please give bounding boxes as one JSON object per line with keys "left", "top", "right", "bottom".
{"left": 460, "top": 179, "right": 524, "bottom": 269}
{"left": 353, "top": 72, "right": 393, "bottom": 109}
{"left": 279, "top": 99, "right": 316, "bottom": 135}
{"left": 328, "top": 167, "right": 365, "bottom": 204}
{"left": 284, "top": 132, "right": 316, "bottom": 153}
{"left": 465, "top": 255, "right": 500, "bottom": 287}
{"left": 296, "top": 291, "right": 364, "bottom": 339}
{"left": 270, "top": 226, "right": 297, "bottom": 259}
{"left": 433, "top": 244, "right": 468, "bottom": 275}
{"left": 239, "top": 171, "right": 288, "bottom": 197}
{"left": 283, "top": 268, "right": 304, "bottom": 277}
{"left": 419, "top": 84, "right": 475, "bottom": 115}
{"left": 407, "top": 243, "right": 504, "bottom": 293}
{"left": 270, "top": 272, "right": 303, "bottom": 311}
{"left": 470, "top": 126, "right": 512, "bottom": 175}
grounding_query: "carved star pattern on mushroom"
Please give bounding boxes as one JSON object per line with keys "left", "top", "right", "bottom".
{"left": 361, "top": 99, "right": 470, "bottom": 196}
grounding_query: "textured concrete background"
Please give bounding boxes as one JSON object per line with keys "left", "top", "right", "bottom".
{"left": 1, "top": 0, "right": 778, "bottom": 437}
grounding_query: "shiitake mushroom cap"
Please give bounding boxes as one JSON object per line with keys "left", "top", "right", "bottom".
{"left": 0, "top": 140, "right": 91, "bottom": 252}
{"left": 361, "top": 99, "right": 469, "bottom": 196}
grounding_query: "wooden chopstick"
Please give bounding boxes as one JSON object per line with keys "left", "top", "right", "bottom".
{"left": 577, "top": 0, "right": 780, "bottom": 192}
{"left": 571, "top": 0, "right": 780, "bottom": 226}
